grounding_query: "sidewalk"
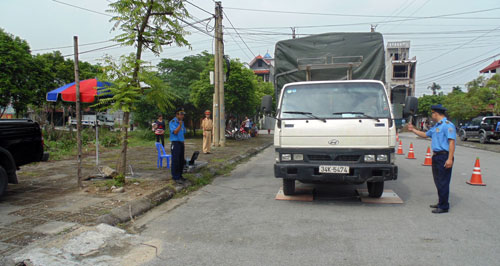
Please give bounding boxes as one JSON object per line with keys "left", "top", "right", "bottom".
{"left": 0, "top": 134, "right": 273, "bottom": 259}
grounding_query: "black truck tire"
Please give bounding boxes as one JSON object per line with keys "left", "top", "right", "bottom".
{"left": 479, "top": 132, "right": 488, "bottom": 144}
{"left": 459, "top": 130, "right": 467, "bottom": 141}
{"left": 0, "top": 166, "right": 7, "bottom": 198}
{"left": 283, "top": 179, "right": 295, "bottom": 195}
{"left": 367, "top": 181, "right": 384, "bottom": 198}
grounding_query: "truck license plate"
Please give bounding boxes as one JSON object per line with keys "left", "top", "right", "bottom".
{"left": 319, "top": 165, "right": 349, "bottom": 174}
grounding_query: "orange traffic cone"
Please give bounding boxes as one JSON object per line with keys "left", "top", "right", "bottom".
{"left": 406, "top": 143, "right": 416, "bottom": 159}
{"left": 422, "top": 147, "right": 432, "bottom": 166}
{"left": 467, "top": 158, "right": 486, "bottom": 186}
{"left": 396, "top": 133, "right": 399, "bottom": 142}
{"left": 396, "top": 140, "right": 404, "bottom": 155}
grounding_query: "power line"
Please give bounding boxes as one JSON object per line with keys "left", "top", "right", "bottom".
{"left": 224, "top": 6, "right": 500, "bottom": 20}
{"left": 385, "top": 0, "right": 432, "bottom": 32}
{"left": 52, "top": 0, "right": 112, "bottom": 17}
{"left": 222, "top": 10, "right": 256, "bottom": 58}
{"left": 62, "top": 43, "right": 122, "bottom": 57}
{"left": 418, "top": 46, "right": 500, "bottom": 80}
{"left": 178, "top": 17, "right": 214, "bottom": 37}
{"left": 377, "top": 0, "right": 415, "bottom": 29}
{"left": 32, "top": 40, "right": 113, "bottom": 52}
{"left": 224, "top": 30, "right": 251, "bottom": 60}
{"left": 419, "top": 25, "right": 500, "bottom": 66}
{"left": 184, "top": 0, "right": 214, "bottom": 16}
{"left": 418, "top": 52, "right": 500, "bottom": 83}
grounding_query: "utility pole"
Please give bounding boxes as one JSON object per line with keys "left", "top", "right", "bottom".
{"left": 213, "top": 3, "right": 220, "bottom": 147}
{"left": 73, "top": 36, "right": 82, "bottom": 188}
{"left": 214, "top": 1, "right": 225, "bottom": 146}
{"left": 291, "top": 27, "right": 296, "bottom": 39}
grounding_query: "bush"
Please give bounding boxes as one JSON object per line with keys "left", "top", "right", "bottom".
{"left": 129, "top": 128, "right": 160, "bottom": 140}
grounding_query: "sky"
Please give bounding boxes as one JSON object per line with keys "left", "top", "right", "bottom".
{"left": 1, "top": 0, "right": 500, "bottom": 97}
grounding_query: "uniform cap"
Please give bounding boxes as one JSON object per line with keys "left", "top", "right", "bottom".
{"left": 431, "top": 104, "right": 447, "bottom": 112}
{"left": 175, "top": 107, "right": 185, "bottom": 114}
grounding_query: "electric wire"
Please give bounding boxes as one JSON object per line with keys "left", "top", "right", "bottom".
{"left": 222, "top": 10, "right": 256, "bottom": 58}
{"left": 184, "top": 0, "right": 214, "bottom": 16}
{"left": 32, "top": 40, "right": 114, "bottom": 52}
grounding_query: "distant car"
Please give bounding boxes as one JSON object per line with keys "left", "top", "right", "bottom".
{"left": 458, "top": 116, "right": 500, "bottom": 144}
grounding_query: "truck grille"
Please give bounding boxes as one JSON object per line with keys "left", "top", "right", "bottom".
{"left": 307, "top": 154, "right": 360, "bottom": 162}
{"left": 308, "top": 154, "right": 332, "bottom": 161}
{"left": 334, "top": 155, "right": 360, "bottom": 162}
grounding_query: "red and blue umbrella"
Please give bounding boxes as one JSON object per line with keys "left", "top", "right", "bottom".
{"left": 46, "top": 79, "right": 111, "bottom": 103}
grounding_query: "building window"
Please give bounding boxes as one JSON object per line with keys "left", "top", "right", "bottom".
{"left": 258, "top": 60, "right": 262, "bottom": 67}
{"left": 393, "top": 64, "right": 409, "bottom": 79}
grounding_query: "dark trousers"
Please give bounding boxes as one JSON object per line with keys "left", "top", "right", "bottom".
{"left": 156, "top": 134, "right": 164, "bottom": 147}
{"left": 431, "top": 154, "right": 453, "bottom": 210}
{"left": 171, "top": 141, "right": 185, "bottom": 180}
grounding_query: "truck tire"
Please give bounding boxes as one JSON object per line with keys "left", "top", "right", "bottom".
{"left": 0, "top": 166, "right": 7, "bottom": 198}
{"left": 479, "top": 132, "right": 488, "bottom": 144}
{"left": 367, "top": 181, "right": 384, "bottom": 198}
{"left": 459, "top": 130, "right": 467, "bottom": 141}
{"left": 283, "top": 179, "right": 295, "bottom": 195}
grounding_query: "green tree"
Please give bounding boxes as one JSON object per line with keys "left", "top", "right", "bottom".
{"left": 443, "top": 93, "right": 481, "bottom": 121}
{"left": 0, "top": 28, "right": 33, "bottom": 117}
{"left": 97, "top": 54, "right": 143, "bottom": 174}
{"left": 417, "top": 94, "right": 445, "bottom": 117}
{"left": 485, "top": 74, "right": 500, "bottom": 115}
{"left": 191, "top": 58, "right": 262, "bottom": 118}
{"left": 108, "top": 0, "right": 190, "bottom": 174}
{"left": 451, "top": 85, "right": 463, "bottom": 94}
{"left": 427, "top": 82, "right": 442, "bottom": 96}
{"left": 156, "top": 51, "right": 212, "bottom": 134}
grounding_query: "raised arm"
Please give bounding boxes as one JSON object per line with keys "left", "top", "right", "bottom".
{"left": 408, "top": 123, "right": 428, "bottom": 138}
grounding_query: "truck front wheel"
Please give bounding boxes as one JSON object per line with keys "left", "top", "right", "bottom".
{"left": 283, "top": 179, "right": 295, "bottom": 195}
{"left": 367, "top": 181, "right": 384, "bottom": 198}
{"left": 0, "top": 166, "right": 7, "bottom": 198}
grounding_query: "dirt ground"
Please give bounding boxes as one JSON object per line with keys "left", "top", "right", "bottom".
{"left": 0, "top": 133, "right": 273, "bottom": 258}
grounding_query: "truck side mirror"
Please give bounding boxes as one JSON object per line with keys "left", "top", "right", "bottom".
{"left": 403, "top": 96, "right": 418, "bottom": 117}
{"left": 261, "top": 95, "right": 273, "bottom": 114}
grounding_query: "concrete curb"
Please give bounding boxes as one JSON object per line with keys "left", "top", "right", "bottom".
{"left": 97, "top": 141, "right": 273, "bottom": 226}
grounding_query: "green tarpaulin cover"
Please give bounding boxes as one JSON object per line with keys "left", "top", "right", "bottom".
{"left": 274, "top": 32, "right": 386, "bottom": 91}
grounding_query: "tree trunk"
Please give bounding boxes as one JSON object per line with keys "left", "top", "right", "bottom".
{"left": 117, "top": 111, "right": 130, "bottom": 175}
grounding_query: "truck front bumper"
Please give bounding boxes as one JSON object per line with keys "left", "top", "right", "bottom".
{"left": 274, "top": 162, "right": 398, "bottom": 184}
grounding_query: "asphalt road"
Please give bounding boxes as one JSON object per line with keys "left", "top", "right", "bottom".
{"left": 129, "top": 133, "right": 500, "bottom": 266}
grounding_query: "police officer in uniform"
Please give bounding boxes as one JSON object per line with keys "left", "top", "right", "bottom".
{"left": 201, "top": 110, "right": 213, "bottom": 154}
{"left": 408, "top": 104, "right": 456, "bottom": 214}
{"left": 169, "top": 107, "right": 187, "bottom": 184}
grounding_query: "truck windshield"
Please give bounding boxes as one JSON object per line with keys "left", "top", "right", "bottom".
{"left": 280, "top": 83, "right": 390, "bottom": 119}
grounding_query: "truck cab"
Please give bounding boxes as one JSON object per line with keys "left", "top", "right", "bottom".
{"left": 274, "top": 80, "right": 397, "bottom": 197}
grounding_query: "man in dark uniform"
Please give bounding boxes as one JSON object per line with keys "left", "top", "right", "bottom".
{"left": 408, "top": 104, "right": 456, "bottom": 214}
{"left": 169, "top": 107, "right": 187, "bottom": 184}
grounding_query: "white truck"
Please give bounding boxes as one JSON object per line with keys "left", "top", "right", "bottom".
{"left": 270, "top": 32, "right": 417, "bottom": 197}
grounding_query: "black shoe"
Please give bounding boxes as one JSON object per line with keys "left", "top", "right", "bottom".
{"left": 429, "top": 204, "right": 438, "bottom": 208}
{"left": 180, "top": 177, "right": 189, "bottom": 183}
{"left": 174, "top": 179, "right": 184, "bottom": 184}
{"left": 432, "top": 208, "right": 448, "bottom": 214}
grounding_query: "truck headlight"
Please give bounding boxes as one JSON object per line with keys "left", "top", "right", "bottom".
{"left": 281, "top": 154, "right": 292, "bottom": 161}
{"left": 390, "top": 153, "right": 395, "bottom": 163}
{"left": 293, "top": 154, "right": 303, "bottom": 161}
{"left": 377, "top": 154, "right": 388, "bottom": 162}
{"left": 364, "top": 154, "right": 376, "bottom": 162}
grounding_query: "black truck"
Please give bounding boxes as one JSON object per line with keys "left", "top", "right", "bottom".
{"left": 0, "top": 119, "right": 49, "bottom": 197}
{"left": 459, "top": 116, "right": 500, "bottom": 144}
